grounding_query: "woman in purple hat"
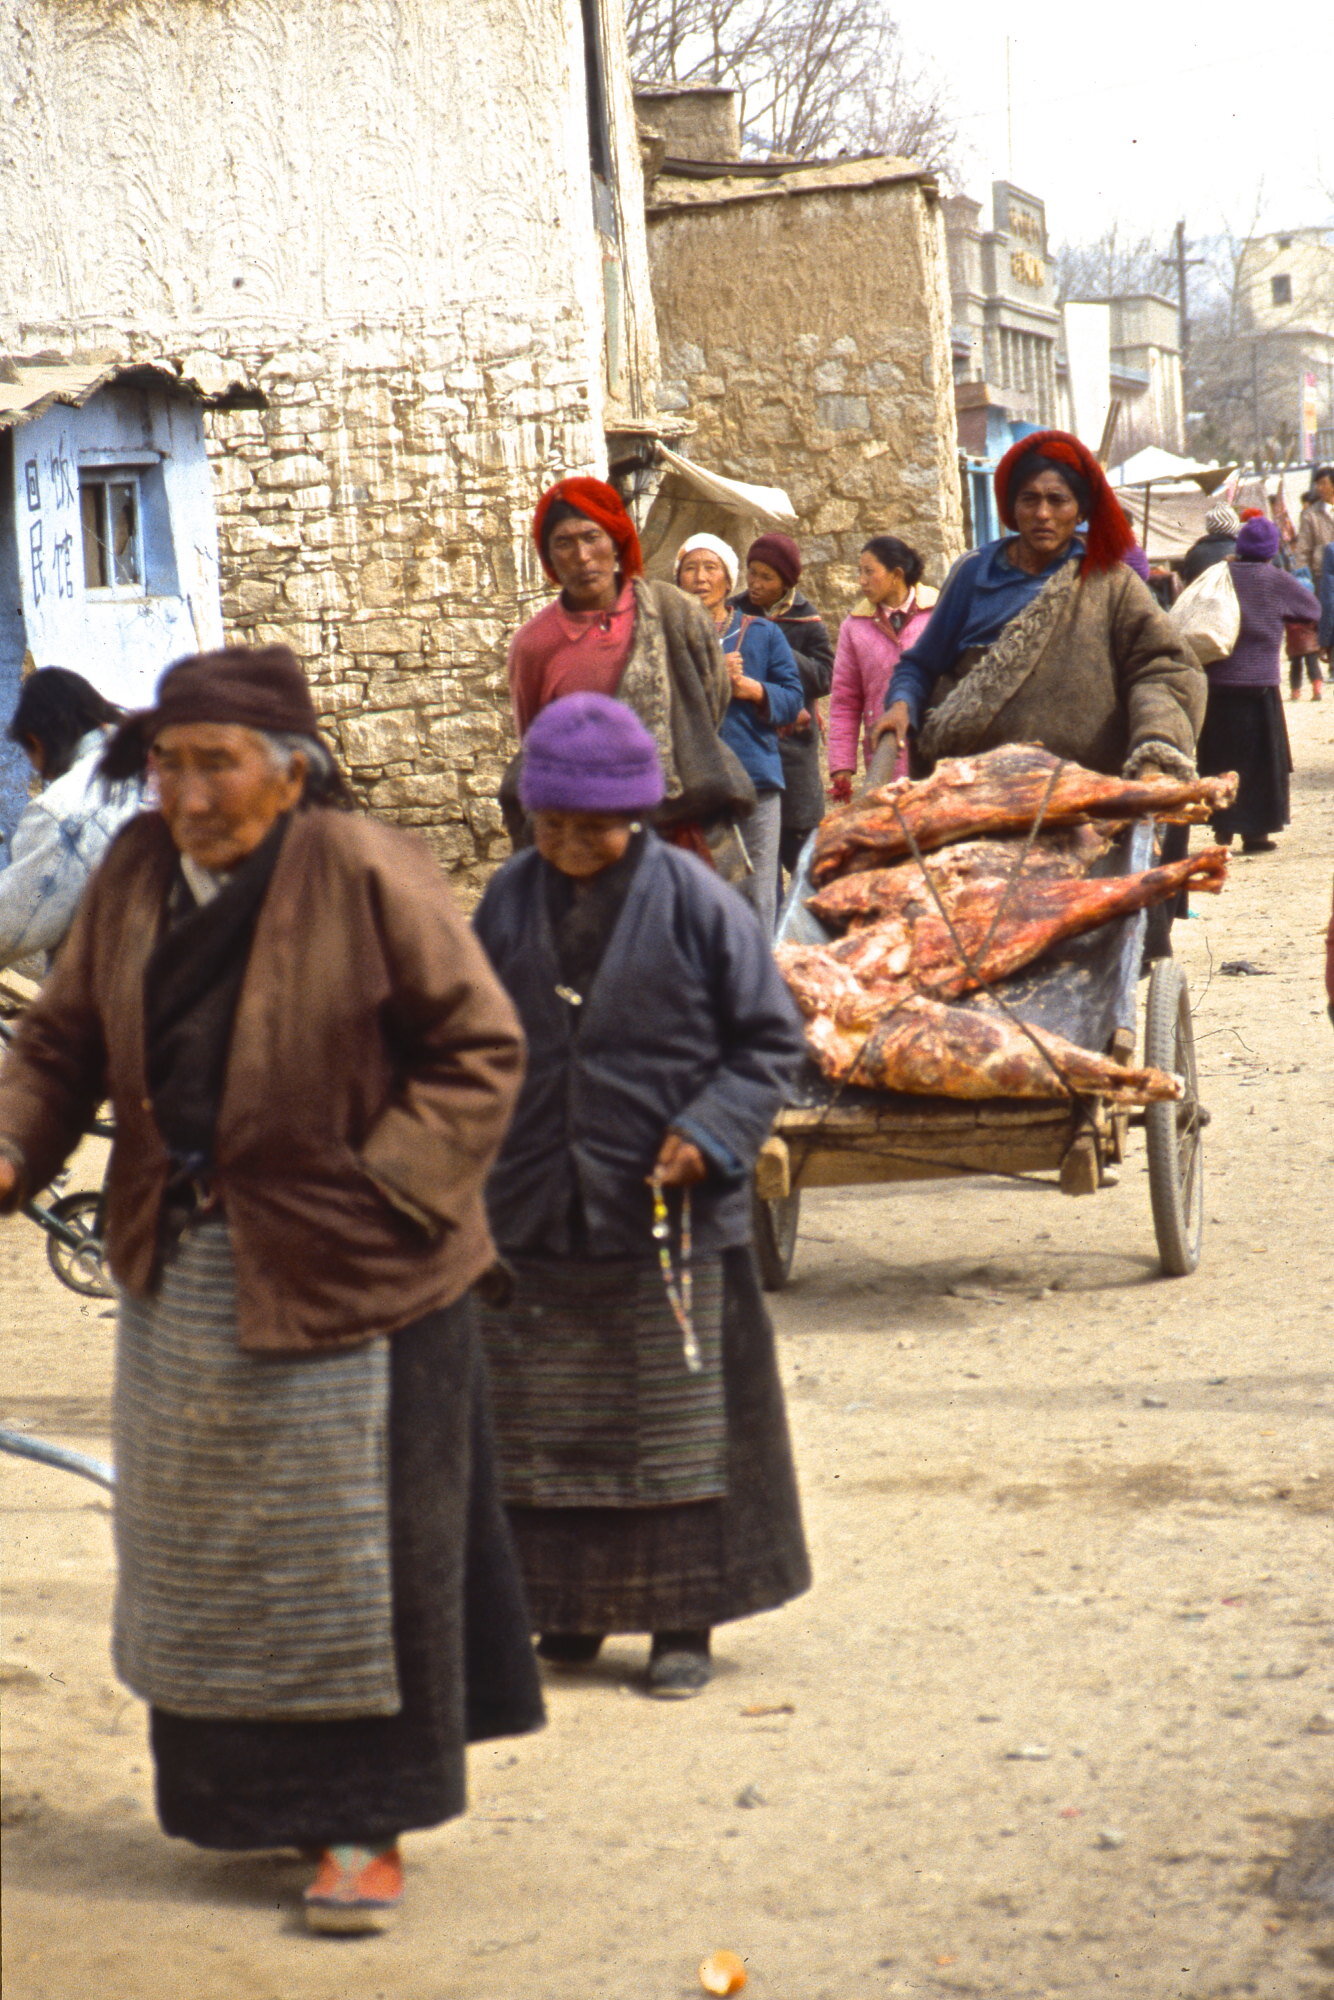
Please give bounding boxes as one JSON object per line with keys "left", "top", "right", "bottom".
{"left": 472, "top": 693, "right": 810, "bottom": 1700}
{"left": 1196, "top": 516, "right": 1320, "bottom": 852}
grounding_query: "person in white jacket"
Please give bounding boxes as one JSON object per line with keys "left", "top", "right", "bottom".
{"left": 0, "top": 668, "right": 143, "bottom": 969}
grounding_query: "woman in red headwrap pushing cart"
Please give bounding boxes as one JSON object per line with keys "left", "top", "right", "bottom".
{"left": 876, "top": 431, "right": 1205, "bottom": 785}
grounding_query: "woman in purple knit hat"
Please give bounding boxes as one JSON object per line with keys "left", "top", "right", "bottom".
{"left": 472, "top": 694, "right": 810, "bottom": 1699}
{"left": 1196, "top": 516, "right": 1320, "bottom": 852}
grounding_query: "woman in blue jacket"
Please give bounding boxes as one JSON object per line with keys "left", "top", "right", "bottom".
{"left": 473, "top": 694, "right": 810, "bottom": 1698}
{"left": 675, "top": 534, "right": 803, "bottom": 933}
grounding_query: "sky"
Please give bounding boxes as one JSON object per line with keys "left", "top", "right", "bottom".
{"left": 888, "top": 0, "right": 1333, "bottom": 256}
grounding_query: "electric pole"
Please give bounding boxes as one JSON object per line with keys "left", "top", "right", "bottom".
{"left": 1162, "top": 220, "right": 1207, "bottom": 449}
{"left": 1162, "top": 219, "right": 1204, "bottom": 368}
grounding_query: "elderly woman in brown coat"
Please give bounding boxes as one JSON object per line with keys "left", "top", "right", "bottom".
{"left": 0, "top": 646, "right": 543, "bottom": 1936}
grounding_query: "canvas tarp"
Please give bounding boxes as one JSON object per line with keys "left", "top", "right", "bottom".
{"left": 639, "top": 447, "right": 796, "bottom": 579}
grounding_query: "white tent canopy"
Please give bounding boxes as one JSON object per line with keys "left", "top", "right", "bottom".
{"left": 652, "top": 447, "right": 797, "bottom": 526}
{"left": 1108, "top": 446, "right": 1236, "bottom": 494}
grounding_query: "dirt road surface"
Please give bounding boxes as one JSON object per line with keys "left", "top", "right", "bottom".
{"left": 4, "top": 705, "right": 1332, "bottom": 2000}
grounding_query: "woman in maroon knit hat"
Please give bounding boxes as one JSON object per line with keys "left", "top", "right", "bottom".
{"left": 0, "top": 645, "right": 544, "bottom": 1934}
{"left": 875, "top": 429, "right": 1205, "bottom": 784}
{"left": 730, "top": 533, "right": 833, "bottom": 894}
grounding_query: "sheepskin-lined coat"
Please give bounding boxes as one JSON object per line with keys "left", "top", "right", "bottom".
{"left": 909, "top": 559, "right": 1206, "bottom": 779}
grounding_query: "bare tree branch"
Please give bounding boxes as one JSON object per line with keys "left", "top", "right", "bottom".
{"left": 1053, "top": 225, "right": 1169, "bottom": 303}
{"left": 625, "top": 0, "right": 957, "bottom": 173}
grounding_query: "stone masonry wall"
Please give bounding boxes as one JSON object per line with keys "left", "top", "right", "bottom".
{"left": 0, "top": 0, "right": 664, "bottom": 889}
{"left": 0, "top": 307, "right": 605, "bottom": 891}
{"left": 194, "top": 315, "right": 599, "bottom": 887}
{"left": 648, "top": 179, "right": 965, "bottom": 616}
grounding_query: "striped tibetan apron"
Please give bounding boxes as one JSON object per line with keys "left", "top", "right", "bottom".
{"left": 112, "top": 1216, "right": 399, "bottom": 1721}
{"left": 478, "top": 1253, "right": 727, "bottom": 1508}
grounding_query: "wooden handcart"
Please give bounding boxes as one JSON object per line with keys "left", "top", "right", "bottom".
{"left": 754, "top": 821, "right": 1206, "bottom": 1288}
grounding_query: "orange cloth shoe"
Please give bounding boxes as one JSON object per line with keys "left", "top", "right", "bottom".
{"left": 303, "top": 1843, "right": 404, "bottom": 1934}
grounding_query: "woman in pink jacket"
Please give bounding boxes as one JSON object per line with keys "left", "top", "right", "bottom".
{"left": 828, "top": 536, "right": 936, "bottom": 801}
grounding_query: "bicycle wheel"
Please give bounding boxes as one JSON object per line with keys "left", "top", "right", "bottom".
{"left": 44, "top": 1191, "right": 114, "bottom": 1300}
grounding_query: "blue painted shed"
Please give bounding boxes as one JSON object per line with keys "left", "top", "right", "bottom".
{"left": 0, "top": 357, "right": 224, "bottom": 845}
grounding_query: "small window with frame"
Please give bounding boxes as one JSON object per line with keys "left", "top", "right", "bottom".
{"left": 80, "top": 473, "right": 143, "bottom": 592}
{"left": 1270, "top": 273, "right": 1292, "bottom": 307}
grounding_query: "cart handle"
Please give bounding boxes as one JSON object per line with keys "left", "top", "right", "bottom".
{"left": 0, "top": 1427, "right": 114, "bottom": 1491}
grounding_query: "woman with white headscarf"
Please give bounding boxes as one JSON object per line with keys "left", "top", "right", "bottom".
{"left": 674, "top": 534, "right": 803, "bottom": 934}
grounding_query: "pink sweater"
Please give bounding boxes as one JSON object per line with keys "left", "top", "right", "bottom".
{"left": 506, "top": 582, "right": 637, "bottom": 736}
{"left": 828, "top": 595, "right": 934, "bottom": 772}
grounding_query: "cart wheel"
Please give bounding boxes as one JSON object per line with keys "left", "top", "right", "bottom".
{"left": 753, "top": 1189, "right": 801, "bottom": 1292}
{"left": 1143, "top": 959, "right": 1203, "bottom": 1276}
{"left": 44, "top": 1191, "right": 114, "bottom": 1300}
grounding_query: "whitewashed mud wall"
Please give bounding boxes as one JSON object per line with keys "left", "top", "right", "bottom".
{"left": 0, "top": 0, "right": 656, "bottom": 879}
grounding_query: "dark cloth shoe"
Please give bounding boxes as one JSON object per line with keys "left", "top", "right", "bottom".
{"left": 1241, "top": 836, "right": 1277, "bottom": 853}
{"left": 536, "top": 1632, "right": 605, "bottom": 1667}
{"left": 647, "top": 1629, "right": 712, "bottom": 1699}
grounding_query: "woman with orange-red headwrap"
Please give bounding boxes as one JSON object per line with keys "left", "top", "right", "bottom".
{"left": 503, "top": 477, "right": 755, "bottom": 872}
{"left": 877, "top": 430, "right": 1205, "bottom": 781}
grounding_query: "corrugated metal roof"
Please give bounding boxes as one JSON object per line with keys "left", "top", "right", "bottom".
{"left": 0, "top": 352, "right": 122, "bottom": 431}
{"left": 0, "top": 353, "right": 245, "bottom": 433}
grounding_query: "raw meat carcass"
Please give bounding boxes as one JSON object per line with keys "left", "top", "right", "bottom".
{"left": 783, "top": 846, "right": 1228, "bottom": 1014}
{"left": 811, "top": 744, "right": 1239, "bottom": 885}
{"left": 807, "top": 822, "right": 1117, "bottom": 932}
{"left": 779, "top": 939, "right": 877, "bottom": 1028}
{"left": 803, "top": 994, "right": 1182, "bottom": 1105}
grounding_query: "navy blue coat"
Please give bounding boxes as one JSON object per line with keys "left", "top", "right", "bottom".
{"left": 473, "top": 834, "right": 806, "bottom": 1259}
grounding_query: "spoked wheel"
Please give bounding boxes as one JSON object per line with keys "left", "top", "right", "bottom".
{"left": 44, "top": 1191, "right": 114, "bottom": 1299}
{"left": 752, "top": 1189, "right": 801, "bottom": 1292}
{"left": 1143, "top": 959, "right": 1204, "bottom": 1276}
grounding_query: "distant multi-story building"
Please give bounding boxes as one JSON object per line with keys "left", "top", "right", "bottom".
{"left": 943, "top": 184, "right": 1186, "bottom": 536}
{"left": 945, "top": 184, "right": 1062, "bottom": 451}
{"left": 1101, "top": 295, "right": 1187, "bottom": 459}
{"left": 1236, "top": 226, "right": 1334, "bottom": 461}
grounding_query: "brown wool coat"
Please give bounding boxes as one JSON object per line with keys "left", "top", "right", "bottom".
{"left": 0, "top": 809, "right": 525, "bottom": 1353}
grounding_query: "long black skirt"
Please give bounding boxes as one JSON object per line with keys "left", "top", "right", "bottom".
{"left": 150, "top": 1299, "right": 545, "bottom": 1851}
{"left": 1197, "top": 683, "right": 1292, "bottom": 842}
{"left": 505, "top": 1247, "right": 811, "bottom": 1633}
